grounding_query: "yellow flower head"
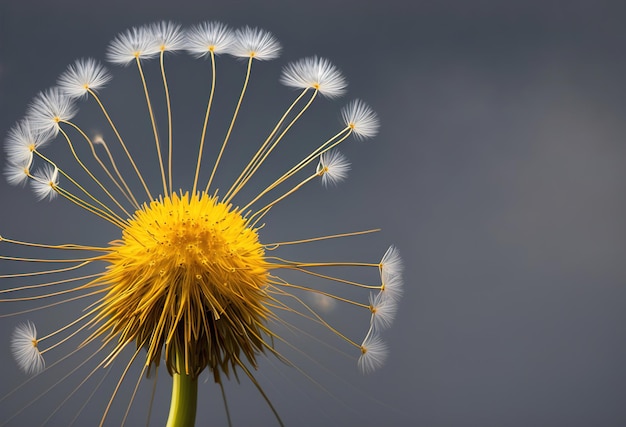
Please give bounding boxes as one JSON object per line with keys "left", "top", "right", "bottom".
{"left": 94, "top": 192, "right": 269, "bottom": 379}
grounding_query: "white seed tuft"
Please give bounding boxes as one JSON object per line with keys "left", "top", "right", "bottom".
{"left": 358, "top": 332, "right": 388, "bottom": 374}
{"left": 341, "top": 99, "right": 380, "bottom": 140}
{"left": 380, "top": 245, "right": 403, "bottom": 279}
{"left": 230, "top": 26, "right": 281, "bottom": 61}
{"left": 11, "top": 321, "right": 45, "bottom": 376}
{"left": 145, "top": 21, "right": 187, "bottom": 53}
{"left": 369, "top": 291, "right": 398, "bottom": 330}
{"left": 317, "top": 150, "right": 351, "bottom": 186}
{"left": 106, "top": 26, "right": 160, "bottom": 65}
{"left": 186, "top": 21, "right": 235, "bottom": 58}
{"left": 4, "top": 119, "right": 51, "bottom": 166}
{"left": 31, "top": 164, "right": 59, "bottom": 201}
{"left": 280, "top": 56, "right": 347, "bottom": 98}
{"left": 4, "top": 160, "right": 31, "bottom": 186}
{"left": 380, "top": 245, "right": 404, "bottom": 301}
{"left": 26, "top": 88, "right": 77, "bottom": 136}
{"left": 57, "top": 58, "right": 112, "bottom": 99}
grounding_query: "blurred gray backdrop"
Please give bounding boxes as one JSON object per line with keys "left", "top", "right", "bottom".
{"left": 1, "top": 0, "right": 626, "bottom": 426}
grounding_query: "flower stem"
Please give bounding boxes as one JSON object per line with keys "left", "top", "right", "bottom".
{"left": 166, "top": 350, "right": 198, "bottom": 427}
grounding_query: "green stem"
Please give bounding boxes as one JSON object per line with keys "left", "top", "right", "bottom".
{"left": 166, "top": 350, "right": 198, "bottom": 427}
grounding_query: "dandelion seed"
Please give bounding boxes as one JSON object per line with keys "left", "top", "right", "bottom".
{"left": 1, "top": 22, "right": 402, "bottom": 426}
{"left": 280, "top": 56, "right": 347, "bottom": 98}
{"left": 106, "top": 26, "right": 160, "bottom": 65}
{"left": 381, "top": 272, "right": 404, "bottom": 302}
{"left": 57, "top": 58, "right": 112, "bottom": 99}
{"left": 341, "top": 99, "right": 381, "bottom": 140}
{"left": 186, "top": 21, "right": 235, "bottom": 57}
{"left": 358, "top": 332, "right": 388, "bottom": 374}
{"left": 4, "top": 160, "right": 30, "bottom": 186}
{"left": 369, "top": 291, "right": 398, "bottom": 330}
{"left": 11, "top": 321, "right": 45, "bottom": 376}
{"left": 317, "top": 149, "right": 351, "bottom": 186}
{"left": 4, "top": 119, "right": 51, "bottom": 166}
{"left": 230, "top": 26, "right": 282, "bottom": 60}
{"left": 381, "top": 245, "right": 404, "bottom": 279}
{"left": 146, "top": 21, "right": 186, "bottom": 53}
{"left": 26, "top": 88, "right": 77, "bottom": 136}
{"left": 380, "top": 245, "right": 404, "bottom": 301}
{"left": 30, "top": 164, "right": 59, "bottom": 201}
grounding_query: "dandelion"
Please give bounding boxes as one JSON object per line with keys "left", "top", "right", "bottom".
{"left": 1, "top": 21, "right": 403, "bottom": 426}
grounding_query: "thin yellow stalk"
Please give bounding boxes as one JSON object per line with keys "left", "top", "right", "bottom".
{"left": 223, "top": 88, "right": 311, "bottom": 201}
{"left": 284, "top": 267, "right": 382, "bottom": 290}
{"left": 31, "top": 158, "right": 115, "bottom": 228}
{"left": 266, "top": 283, "right": 360, "bottom": 348}
{"left": 39, "top": 311, "right": 93, "bottom": 352}
{"left": 160, "top": 51, "right": 174, "bottom": 194}
{"left": 192, "top": 50, "right": 217, "bottom": 195}
{"left": 4, "top": 342, "right": 110, "bottom": 426}
{"left": 145, "top": 367, "right": 159, "bottom": 427}
{"left": 0, "top": 289, "right": 105, "bottom": 319}
{"left": 82, "top": 132, "right": 136, "bottom": 214}
{"left": 47, "top": 359, "right": 114, "bottom": 426}
{"left": 59, "top": 124, "right": 131, "bottom": 219}
{"left": 268, "top": 258, "right": 380, "bottom": 269}
{"left": 122, "top": 361, "right": 149, "bottom": 426}
{"left": 135, "top": 57, "right": 168, "bottom": 197}
{"left": 254, "top": 127, "right": 352, "bottom": 202}
{"left": 99, "top": 345, "right": 144, "bottom": 427}
{"left": 264, "top": 228, "right": 380, "bottom": 249}
{"left": 225, "top": 90, "right": 318, "bottom": 203}
{"left": 88, "top": 89, "right": 152, "bottom": 201}
{"left": 0, "top": 237, "right": 110, "bottom": 252}
{"left": 205, "top": 56, "right": 254, "bottom": 193}
{"left": 0, "top": 284, "right": 93, "bottom": 302}
{"left": 55, "top": 186, "right": 128, "bottom": 229}
{"left": 0, "top": 253, "right": 104, "bottom": 263}
{"left": 0, "top": 273, "right": 102, "bottom": 295}
{"left": 272, "top": 280, "right": 370, "bottom": 309}
{"left": 92, "top": 135, "right": 140, "bottom": 210}
{"left": 264, "top": 292, "right": 356, "bottom": 351}
{"left": 245, "top": 172, "right": 318, "bottom": 219}
{"left": 233, "top": 354, "right": 284, "bottom": 427}
{"left": 0, "top": 261, "right": 96, "bottom": 279}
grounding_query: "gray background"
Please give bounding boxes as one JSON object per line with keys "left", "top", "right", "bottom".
{"left": 1, "top": 0, "right": 626, "bottom": 426}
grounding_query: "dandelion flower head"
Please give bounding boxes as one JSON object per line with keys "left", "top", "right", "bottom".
{"left": 1, "top": 20, "right": 402, "bottom": 425}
